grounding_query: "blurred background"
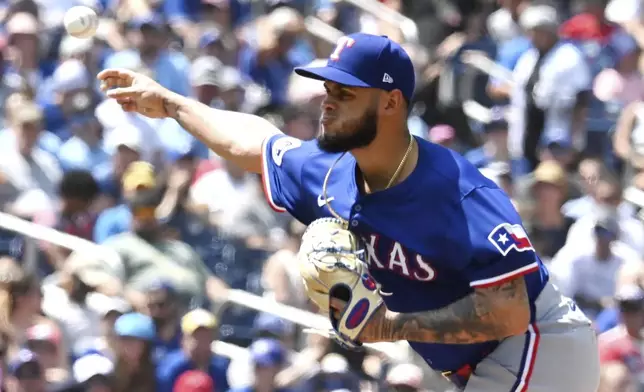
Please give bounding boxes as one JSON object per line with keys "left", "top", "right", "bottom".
{"left": 0, "top": 0, "right": 641, "bottom": 390}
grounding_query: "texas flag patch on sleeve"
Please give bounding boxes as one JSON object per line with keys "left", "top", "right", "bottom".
{"left": 487, "top": 223, "right": 534, "bottom": 256}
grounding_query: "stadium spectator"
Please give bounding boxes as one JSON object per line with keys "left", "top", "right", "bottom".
{"left": 509, "top": 4, "right": 591, "bottom": 173}
{"left": 81, "top": 168, "right": 229, "bottom": 310}
{"left": 145, "top": 281, "right": 182, "bottom": 362}
{"left": 550, "top": 210, "right": 641, "bottom": 318}
{"left": 72, "top": 353, "right": 115, "bottom": 392}
{"left": 0, "top": 101, "right": 61, "bottom": 214}
{"left": 113, "top": 312, "right": 157, "bottom": 392}
{"left": 228, "top": 338, "right": 290, "bottom": 392}
{"left": 598, "top": 285, "right": 644, "bottom": 392}
{"left": 41, "top": 251, "right": 113, "bottom": 359}
{"left": 0, "top": 258, "right": 57, "bottom": 360}
{"left": 566, "top": 177, "right": 644, "bottom": 254}
{"left": 93, "top": 161, "right": 157, "bottom": 243}
{"left": 5, "top": 349, "right": 47, "bottom": 392}
{"left": 173, "top": 370, "right": 215, "bottom": 392}
{"left": 156, "top": 309, "right": 229, "bottom": 392}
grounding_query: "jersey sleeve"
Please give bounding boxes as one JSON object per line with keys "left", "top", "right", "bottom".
{"left": 453, "top": 187, "right": 540, "bottom": 288}
{"left": 260, "top": 134, "right": 316, "bottom": 214}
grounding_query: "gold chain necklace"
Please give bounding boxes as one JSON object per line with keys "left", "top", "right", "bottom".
{"left": 322, "top": 136, "right": 415, "bottom": 226}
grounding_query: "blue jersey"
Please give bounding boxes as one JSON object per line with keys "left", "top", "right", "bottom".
{"left": 261, "top": 134, "right": 549, "bottom": 372}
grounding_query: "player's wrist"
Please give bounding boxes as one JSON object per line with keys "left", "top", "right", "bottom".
{"left": 162, "top": 91, "right": 181, "bottom": 119}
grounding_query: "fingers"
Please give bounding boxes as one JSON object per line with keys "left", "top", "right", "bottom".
{"left": 97, "top": 68, "right": 136, "bottom": 82}
{"left": 120, "top": 101, "right": 137, "bottom": 112}
{"left": 98, "top": 69, "right": 136, "bottom": 93}
{"left": 105, "top": 87, "right": 138, "bottom": 100}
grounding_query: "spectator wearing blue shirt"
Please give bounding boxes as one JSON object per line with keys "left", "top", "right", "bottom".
{"left": 157, "top": 309, "right": 230, "bottom": 392}
{"left": 486, "top": 35, "right": 532, "bottom": 102}
{"left": 113, "top": 312, "right": 158, "bottom": 392}
{"left": 93, "top": 161, "right": 156, "bottom": 243}
{"left": 92, "top": 122, "right": 146, "bottom": 210}
{"left": 37, "top": 59, "right": 96, "bottom": 142}
{"left": 57, "top": 113, "right": 110, "bottom": 172}
{"left": 228, "top": 338, "right": 292, "bottom": 392}
{"left": 104, "top": 15, "right": 191, "bottom": 97}
{"left": 145, "top": 281, "right": 183, "bottom": 363}
{"left": 239, "top": 7, "right": 313, "bottom": 107}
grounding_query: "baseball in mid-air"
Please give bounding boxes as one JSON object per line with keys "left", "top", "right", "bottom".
{"left": 63, "top": 6, "right": 99, "bottom": 39}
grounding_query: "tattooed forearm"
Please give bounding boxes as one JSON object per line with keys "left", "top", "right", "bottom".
{"left": 373, "top": 277, "right": 530, "bottom": 344}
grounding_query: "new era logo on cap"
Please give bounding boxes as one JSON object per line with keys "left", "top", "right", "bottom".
{"left": 294, "top": 33, "right": 415, "bottom": 102}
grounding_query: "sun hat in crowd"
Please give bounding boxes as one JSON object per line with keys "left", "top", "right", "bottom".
{"left": 190, "top": 56, "right": 223, "bottom": 87}
{"left": 173, "top": 370, "right": 215, "bottom": 392}
{"left": 615, "top": 284, "right": 644, "bottom": 303}
{"left": 73, "top": 354, "right": 114, "bottom": 383}
{"left": 534, "top": 160, "right": 566, "bottom": 187}
{"left": 121, "top": 161, "right": 156, "bottom": 193}
{"left": 181, "top": 309, "right": 218, "bottom": 335}
{"left": 6, "top": 13, "right": 38, "bottom": 36}
{"left": 105, "top": 123, "right": 144, "bottom": 156}
{"left": 519, "top": 4, "right": 559, "bottom": 31}
{"left": 63, "top": 251, "right": 115, "bottom": 288}
{"left": 114, "top": 312, "right": 156, "bottom": 341}
{"left": 86, "top": 293, "right": 132, "bottom": 318}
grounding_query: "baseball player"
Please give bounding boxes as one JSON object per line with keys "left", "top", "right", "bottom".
{"left": 98, "top": 33, "right": 600, "bottom": 391}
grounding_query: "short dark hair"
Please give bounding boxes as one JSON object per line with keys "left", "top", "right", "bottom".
{"left": 58, "top": 170, "right": 100, "bottom": 202}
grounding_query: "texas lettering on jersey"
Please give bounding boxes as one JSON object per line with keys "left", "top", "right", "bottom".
{"left": 361, "top": 233, "right": 436, "bottom": 282}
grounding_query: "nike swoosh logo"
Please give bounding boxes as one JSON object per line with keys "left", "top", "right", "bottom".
{"left": 317, "top": 195, "right": 335, "bottom": 207}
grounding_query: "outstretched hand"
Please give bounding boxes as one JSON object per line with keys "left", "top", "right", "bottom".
{"left": 97, "top": 68, "right": 170, "bottom": 118}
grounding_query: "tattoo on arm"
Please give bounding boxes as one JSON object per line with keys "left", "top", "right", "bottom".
{"left": 376, "top": 277, "right": 530, "bottom": 344}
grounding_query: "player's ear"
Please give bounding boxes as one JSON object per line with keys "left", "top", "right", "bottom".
{"left": 381, "top": 90, "right": 403, "bottom": 116}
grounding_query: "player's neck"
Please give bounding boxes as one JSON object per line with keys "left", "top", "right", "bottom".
{"left": 352, "top": 132, "right": 417, "bottom": 193}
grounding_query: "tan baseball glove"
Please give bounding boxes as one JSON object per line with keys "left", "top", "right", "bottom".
{"left": 297, "top": 217, "right": 383, "bottom": 348}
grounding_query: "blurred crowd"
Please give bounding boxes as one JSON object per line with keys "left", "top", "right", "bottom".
{"left": 0, "top": 0, "right": 644, "bottom": 390}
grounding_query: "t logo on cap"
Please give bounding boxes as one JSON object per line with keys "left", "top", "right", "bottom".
{"left": 294, "top": 33, "right": 416, "bottom": 103}
{"left": 330, "top": 36, "right": 356, "bottom": 61}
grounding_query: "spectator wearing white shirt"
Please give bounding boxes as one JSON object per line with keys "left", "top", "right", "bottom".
{"left": 550, "top": 211, "right": 641, "bottom": 319}
{"left": 509, "top": 4, "right": 592, "bottom": 173}
{"left": 0, "top": 101, "right": 62, "bottom": 215}
{"left": 566, "top": 178, "right": 644, "bottom": 255}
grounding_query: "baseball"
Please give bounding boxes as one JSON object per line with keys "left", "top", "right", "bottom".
{"left": 63, "top": 6, "right": 98, "bottom": 39}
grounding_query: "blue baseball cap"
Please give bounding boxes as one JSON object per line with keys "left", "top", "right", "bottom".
{"left": 114, "top": 312, "right": 156, "bottom": 341}
{"left": 295, "top": 33, "right": 415, "bottom": 102}
{"left": 249, "top": 338, "right": 286, "bottom": 367}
